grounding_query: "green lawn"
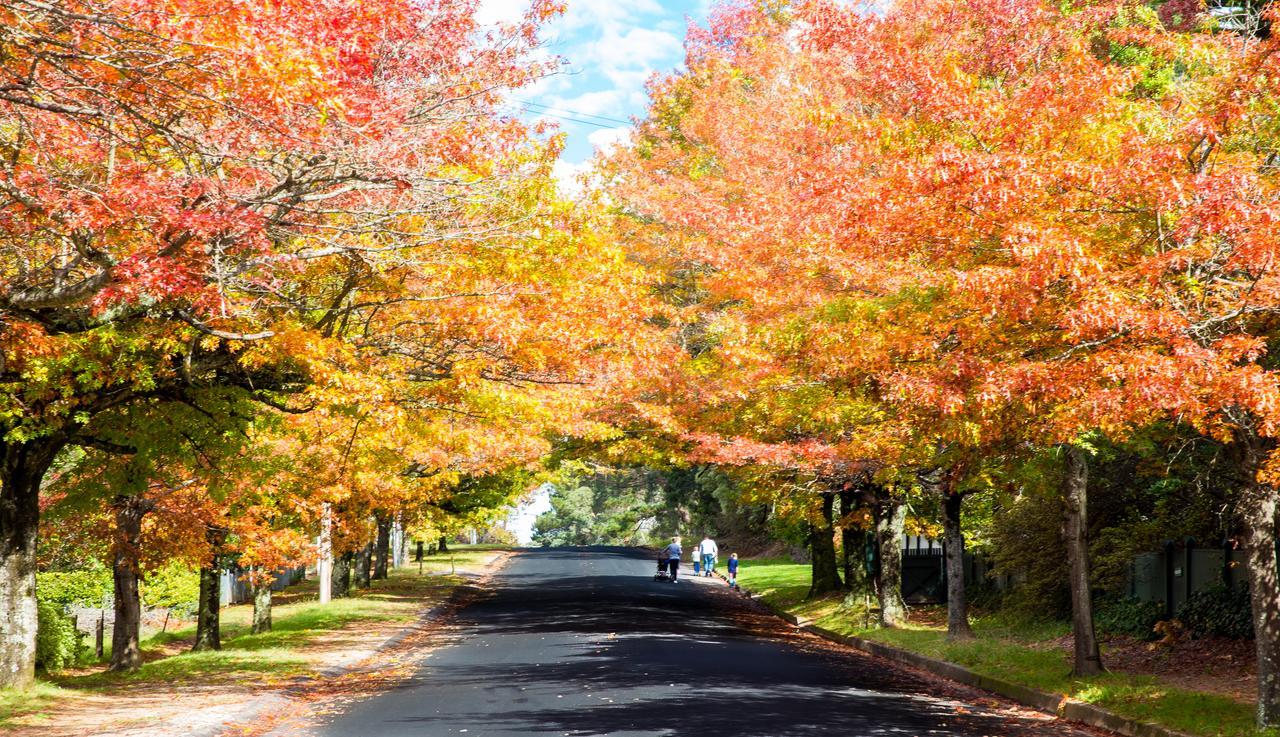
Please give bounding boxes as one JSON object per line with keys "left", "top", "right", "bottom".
{"left": 1, "top": 546, "right": 507, "bottom": 727}
{"left": 736, "top": 558, "right": 1276, "bottom": 737}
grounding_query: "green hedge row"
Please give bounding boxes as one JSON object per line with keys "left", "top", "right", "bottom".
{"left": 33, "top": 565, "right": 202, "bottom": 672}
{"left": 1095, "top": 584, "right": 1254, "bottom": 641}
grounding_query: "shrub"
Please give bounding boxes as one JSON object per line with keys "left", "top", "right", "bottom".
{"left": 1177, "top": 584, "right": 1253, "bottom": 639}
{"left": 35, "top": 599, "right": 81, "bottom": 672}
{"left": 141, "top": 562, "right": 201, "bottom": 619}
{"left": 1095, "top": 596, "right": 1166, "bottom": 641}
{"left": 36, "top": 569, "right": 112, "bottom": 609}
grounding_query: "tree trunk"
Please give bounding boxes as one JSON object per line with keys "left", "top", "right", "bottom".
{"left": 874, "top": 493, "right": 907, "bottom": 627}
{"left": 332, "top": 551, "right": 352, "bottom": 598}
{"left": 373, "top": 515, "right": 391, "bottom": 579}
{"left": 192, "top": 565, "right": 222, "bottom": 651}
{"left": 837, "top": 489, "right": 860, "bottom": 591}
{"left": 809, "top": 492, "right": 842, "bottom": 597}
{"left": 842, "top": 525, "right": 869, "bottom": 593}
{"left": 1238, "top": 429, "right": 1280, "bottom": 727}
{"left": 251, "top": 571, "right": 272, "bottom": 635}
{"left": 397, "top": 519, "right": 410, "bottom": 567}
{"left": 192, "top": 527, "right": 227, "bottom": 652}
{"left": 437, "top": 535, "right": 449, "bottom": 554}
{"left": 355, "top": 542, "right": 372, "bottom": 589}
{"left": 1062, "top": 444, "right": 1103, "bottom": 676}
{"left": 109, "top": 494, "right": 154, "bottom": 671}
{"left": 0, "top": 441, "right": 59, "bottom": 687}
{"left": 318, "top": 503, "right": 332, "bottom": 604}
{"left": 943, "top": 490, "right": 974, "bottom": 641}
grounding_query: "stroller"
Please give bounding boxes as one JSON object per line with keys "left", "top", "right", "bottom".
{"left": 653, "top": 555, "right": 671, "bottom": 582}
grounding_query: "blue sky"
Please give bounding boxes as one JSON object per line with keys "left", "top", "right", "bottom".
{"left": 478, "top": 0, "right": 713, "bottom": 182}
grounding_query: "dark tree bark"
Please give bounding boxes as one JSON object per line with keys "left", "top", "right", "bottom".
{"left": 942, "top": 490, "right": 974, "bottom": 641}
{"left": 332, "top": 551, "right": 352, "bottom": 598}
{"left": 437, "top": 535, "right": 449, "bottom": 554}
{"left": 809, "top": 492, "right": 842, "bottom": 597}
{"left": 251, "top": 569, "right": 272, "bottom": 635}
{"left": 837, "top": 488, "right": 867, "bottom": 593}
{"left": 109, "top": 494, "right": 154, "bottom": 671}
{"left": 1237, "top": 427, "right": 1280, "bottom": 727}
{"left": 874, "top": 491, "right": 907, "bottom": 626}
{"left": 355, "top": 542, "right": 372, "bottom": 589}
{"left": 192, "top": 566, "right": 222, "bottom": 651}
{"left": 1062, "top": 444, "right": 1103, "bottom": 676}
{"left": 0, "top": 440, "right": 61, "bottom": 687}
{"left": 373, "top": 515, "right": 391, "bottom": 579}
{"left": 192, "top": 526, "right": 227, "bottom": 652}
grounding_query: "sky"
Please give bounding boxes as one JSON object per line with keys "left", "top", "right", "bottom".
{"left": 477, "top": 0, "right": 713, "bottom": 185}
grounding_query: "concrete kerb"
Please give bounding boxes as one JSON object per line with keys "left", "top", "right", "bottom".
{"left": 181, "top": 553, "right": 511, "bottom": 737}
{"left": 711, "top": 569, "right": 1197, "bottom": 737}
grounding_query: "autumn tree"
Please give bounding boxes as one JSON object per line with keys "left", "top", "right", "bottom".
{"left": 0, "top": 0, "right": 566, "bottom": 686}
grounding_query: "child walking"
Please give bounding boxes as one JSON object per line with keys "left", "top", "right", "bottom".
{"left": 727, "top": 553, "right": 740, "bottom": 588}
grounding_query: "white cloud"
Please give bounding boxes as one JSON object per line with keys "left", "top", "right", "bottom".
{"left": 560, "top": 0, "right": 666, "bottom": 32}
{"left": 587, "top": 126, "right": 633, "bottom": 155}
{"left": 552, "top": 159, "right": 591, "bottom": 197}
{"left": 590, "top": 27, "right": 683, "bottom": 68}
{"left": 501, "top": 1, "right": 702, "bottom": 165}
{"left": 476, "top": 0, "right": 532, "bottom": 25}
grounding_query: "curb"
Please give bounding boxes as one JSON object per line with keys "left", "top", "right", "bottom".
{"left": 186, "top": 554, "right": 510, "bottom": 737}
{"left": 713, "top": 571, "right": 1195, "bottom": 737}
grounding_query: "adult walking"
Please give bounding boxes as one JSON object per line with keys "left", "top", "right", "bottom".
{"left": 663, "top": 536, "right": 683, "bottom": 582}
{"left": 699, "top": 535, "right": 718, "bottom": 577}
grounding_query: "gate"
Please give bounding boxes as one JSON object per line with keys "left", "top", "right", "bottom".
{"left": 902, "top": 547, "right": 946, "bottom": 604}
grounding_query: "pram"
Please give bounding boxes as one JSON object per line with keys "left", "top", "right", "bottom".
{"left": 653, "top": 556, "right": 671, "bottom": 582}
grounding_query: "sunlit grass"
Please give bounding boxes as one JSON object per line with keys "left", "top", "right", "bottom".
{"left": 741, "top": 558, "right": 1279, "bottom": 737}
{"left": 13, "top": 546, "right": 508, "bottom": 724}
{"left": 0, "top": 681, "right": 65, "bottom": 727}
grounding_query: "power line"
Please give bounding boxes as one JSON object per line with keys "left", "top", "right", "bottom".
{"left": 518, "top": 101, "right": 632, "bottom": 127}
{"left": 508, "top": 104, "right": 619, "bottom": 129}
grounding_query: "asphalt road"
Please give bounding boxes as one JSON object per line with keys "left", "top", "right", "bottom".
{"left": 312, "top": 547, "right": 1090, "bottom": 737}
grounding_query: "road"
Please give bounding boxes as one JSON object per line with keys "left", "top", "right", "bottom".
{"left": 310, "top": 547, "right": 1090, "bottom": 737}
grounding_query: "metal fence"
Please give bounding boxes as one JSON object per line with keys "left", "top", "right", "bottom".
{"left": 894, "top": 536, "right": 1008, "bottom": 604}
{"left": 219, "top": 565, "right": 307, "bottom": 605}
{"left": 1127, "top": 540, "right": 1245, "bottom": 618}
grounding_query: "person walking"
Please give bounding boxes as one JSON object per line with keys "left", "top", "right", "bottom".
{"left": 727, "top": 553, "right": 740, "bottom": 588}
{"left": 663, "top": 537, "right": 683, "bottom": 582}
{"left": 699, "top": 535, "right": 718, "bottom": 577}
{"left": 691, "top": 542, "right": 701, "bottom": 574}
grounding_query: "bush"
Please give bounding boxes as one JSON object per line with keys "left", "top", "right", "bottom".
{"left": 35, "top": 599, "right": 81, "bottom": 672}
{"left": 36, "top": 569, "right": 112, "bottom": 609}
{"left": 1177, "top": 584, "right": 1253, "bottom": 639}
{"left": 1095, "top": 596, "right": 1166, "bottom": 641}
{"left": 141, "top": 562, "right": 200, "bottom": 619}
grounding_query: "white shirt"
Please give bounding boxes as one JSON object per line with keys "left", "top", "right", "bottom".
{"left": 699, "top": 538, "right": 718, "bottom": 557}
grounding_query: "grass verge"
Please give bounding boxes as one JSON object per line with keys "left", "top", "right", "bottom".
{"left": 1, "top": 545, "right": 507, "bottom": 727}
{"left": 736, "top": 558, "right": 1275, "bottom": 737}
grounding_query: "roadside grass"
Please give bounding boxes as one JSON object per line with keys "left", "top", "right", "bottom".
{"left": 0, "top": 682, "right": 63, "bottom": 728}
{"left": 737, "top": 558, "right": 1274, "bottom": 737}
{"left": 2, "top": 545, "right": 507, "bottom": 726}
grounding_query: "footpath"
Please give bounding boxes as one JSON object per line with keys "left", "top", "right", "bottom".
{"left": 707, "top": 561, "right": 1260, "bottom": 737}
{"left": 2, "top": 547, "right": 511, "bottom": 737}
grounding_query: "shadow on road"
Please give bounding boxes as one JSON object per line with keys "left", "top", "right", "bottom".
{"left": 352, "top": 547, "right": 1071, "bottom": 737}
